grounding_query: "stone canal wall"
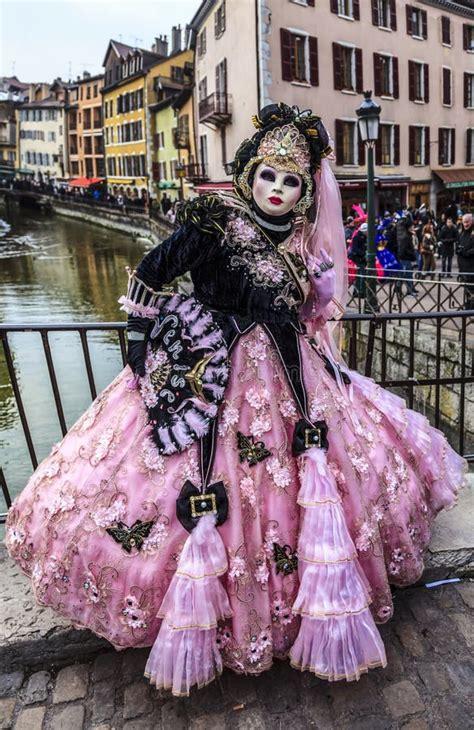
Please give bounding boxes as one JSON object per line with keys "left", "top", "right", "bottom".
{"left": 52, "top": 200, "right": 173, "bottom": 244}
{"left": 346, "top": 321, "right": 473, "bottom": 455}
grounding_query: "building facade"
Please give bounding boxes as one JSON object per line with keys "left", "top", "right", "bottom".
{"left": 102, "top": 40, "right": 164, "bottom": 201}
{"left": 67, "top": 72, "right": 105, "bottom": 179}
{"left": 17, "top": 79, "right": 70, "bottom": 181}
{"left": 259, "top": 0, "right": 474, "bottom": 214}
{"left": 190, "top": 0, "right": 259, "bottom": 191}
{"left": 0, "top": 77, "right": 29, "bottom": 176}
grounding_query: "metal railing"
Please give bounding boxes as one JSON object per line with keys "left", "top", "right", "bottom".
{"left": 1, "top": 311, "right": 473, "bottom": 524}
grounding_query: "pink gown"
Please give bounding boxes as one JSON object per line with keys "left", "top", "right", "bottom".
{"left": 5, "top": 201, "right": 466, "bottom": 696}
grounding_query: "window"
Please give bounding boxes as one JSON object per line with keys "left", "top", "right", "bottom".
{"left": 155, "top": 131, "right": 165, "bottom": 148}
{"left": 216, "top": 58, "right": 228, "bottom": 95}
{"left": 372, "top": 0, "right": 396, "bottom": 30}
{"left": 280, "top": 30, "right": 319, "bottom": 85}
{"left": 466, "top": 129, "right": 474, "bottom": 165}
{"left": 408, "top": 61, "right": 429, "bottom": 103}
{"left": 215, "top": 2, "right": 225, "bottom": 39}
{"left": 200, "top": 134, "right": 208, "bottom": 169}
{"left": 335, "top": 119, "right": 358, "bottom": 165}
{"left": 406, "top": 5, "right": 427, "bottom": 39}
{"left": 442, "top": 67, "right": 452, "bottom": 106}
{"left": 198, "top": 28, "right": 207, "bottom": 57}
{"left": 86, "top": 86, "right": 91, "bottom": 99}
{"left": 107, "top": 157, "right": 116, "bottom": 176}
{"left": 438, "top": 128, "right": 455, "bottom": 165}
{"left": 333, "top": 43, "right": 362, "bottom": 92}
{"left": 158, "top": 161, "right": 167, "bottom": 180}
{"left": 171, "top": 66, "right": 184, "bottom": 83}
{"left": 374, "top": 53, "right": 398, "bottom": 98}
{"left": 464, "top": 73, "right": 474, "bottom": 109}
{"left": 48, "top": 131, "right": 56, "bottom": 142}
{"left": 463, "top": 24, "right": 474, "bottom": 52}
{"left": 331, "top": 0, "right": 359, "bottom": 20}
{"left": 375, "top": 124, "right": 399, "bottom": 165}
{"left": 409, "top": 126, "right": 429, "bottom": 165}
{"left": 94, "top": 84, "right": 98, "bottom": 97}
{"left": 198, "top": 77, "right": 208, "bottom": 101}
{"left": 441, "top": 16, "right": 451, "bottom": 46}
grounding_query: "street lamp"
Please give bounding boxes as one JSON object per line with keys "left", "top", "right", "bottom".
{"left": 356, "top": 90, "right": 381, "bottom": 313}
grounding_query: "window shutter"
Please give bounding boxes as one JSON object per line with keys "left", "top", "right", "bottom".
{"left": 424, "top": 126, "right": 430, "bottom": 165}
{"left": 424, "top": 64, "right": 429, "bottom": 103}
{"left": 375, "top": 134, "right": 382, "bottom": 165}
{"left": 355, "top": 48, "right": 363, "bottom": 93}
{"left": 307, "top": 0, "right": 315, "bottom": 5}
{"left": 464, "top": 72, "right": 469, "bottom": 108}
{"left": 371, "top": 0, "right": 378, "bottom": 26}
{"left": 463, "top": 24, "right": 468, "bottom": 51}
{"left": 467, "top": 129, "right": 473, "bottom": 164}
{"left": 335, "top": 120, "right": 344, "bottom": 165}
{"left": 394, "top": 125, "right": 400, "bottom": 165}
{"left": 373, "top": 53, "right": 382, "bottom": 97}
{"left": 443, "top": 68, "right": 451, "bottom": 105}
{"left": 333, "top": 43, "right": 343, "bottom": 90}
{"left": 422, "top": 10, "right": 428, "bottom": 39}
{"left": 358, "top": 128, "right": 366, "bottom": 166}
{"left": 438, "top": 129, "right": 443, "bottom": 165}
{"left": 451, "top": 128, "right": 456, "bottom": 164}
{"left": 393, "top": 57, "right": 399, "bottom": 98}
{"left": 406, "top": 5, "right": 413, "bottom": 36}
{"left": 441, "top": 17, "right": 450, "bottom": 45}
{"left": 390, "top": 0, "right": 397, "bottom": 31}
{"left": 280, "top": 29, "right": 293, "bottom": 81}
{"left": 330, "top": 0, "right": 338, "bottom": 14}
{"left": 408, "top": 60, "right": 415, "bottom": 101}
{"left": 409, "top": 126, "right": 415, "bottom": 165}
{"left": 353, "top": 0, "right": 360, "bottom": 21}
{"left": 309, "top": 36, "right": 319, "bottom": 86}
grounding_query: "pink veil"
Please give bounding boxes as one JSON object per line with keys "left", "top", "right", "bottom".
{"left": 301, "top": 155, "right": 349, "bottom": 356}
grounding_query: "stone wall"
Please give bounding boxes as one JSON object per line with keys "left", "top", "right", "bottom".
{"left": 344, "top": 321, "right": 473, "bottom": 455}
{"left": 52, "top": 200, "right": 173, "bottom": 244}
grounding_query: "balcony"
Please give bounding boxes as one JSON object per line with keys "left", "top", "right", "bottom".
{"left": 198, "top": 92, "right": 232, "bottom": 126}
{"left": 172, "top": 128, "right": 190, "bottom": 150}
{"left": 184, "top": 163, "right": 209, "bottom": 183}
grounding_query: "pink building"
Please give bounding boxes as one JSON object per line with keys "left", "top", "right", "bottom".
{"left": 190, "top": 0, "right": 474, "bottom": 215}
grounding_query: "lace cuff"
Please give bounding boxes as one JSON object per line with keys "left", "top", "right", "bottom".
{"left": 118, "top": 267, "right": 172, "bottom": 318}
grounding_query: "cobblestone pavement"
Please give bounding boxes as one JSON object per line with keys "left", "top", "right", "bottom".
{"left": 0, "top": 582, "right": 472, "bottom": 730}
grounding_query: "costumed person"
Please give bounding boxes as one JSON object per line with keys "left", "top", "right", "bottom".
{"left": 5, "top": 104, "right": 466, "bottom": 697}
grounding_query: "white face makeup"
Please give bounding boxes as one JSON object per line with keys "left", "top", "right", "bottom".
{"left": 251, "top": 162, "right": 303, "bottom": 217}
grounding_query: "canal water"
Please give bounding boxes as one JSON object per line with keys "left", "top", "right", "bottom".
{"left": 0, "top": 201, "right": 152, "bottom": 508}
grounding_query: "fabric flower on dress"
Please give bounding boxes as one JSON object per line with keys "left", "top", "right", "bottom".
{"left": 228, "top": 553, "right": 248, "bottom": 582}
{"left": 218, "top": 401, "right": 240, "bottom": 437}
{"left": 266, "top": 457, "right": 291, "bottom": 490}
{"left": 279, "top": 397, "right": 298, "bottom": 420}
{"left": 249, "top": 415, "right": 272, "bottom": 439}
{"left": 247, "top": 630, "right": 272, "bottom": 664}
{"left": 243, "top": 331, "right": 268, "bottom": 365}
{"left": 48, "top": 491, "right": 75, "bottom": 517}
{"left": 91, "top": 494, "right": 127, "bottom": 529}
{"left": 139, "top": 437, "right": 165, "bottom": 473}
{"left": 355, "top": 520, "right": 377, "bottom": 553}
{"left": 141, "top": 520, "right": 169, "bottom": 556}
{"left": 215, "top": 626, "right": 233, "bottom": 651}
{"left": 245, "top": 387, "right": 270, "bottom": 410}
{"left": 254, "top": 556, "right": 269, "bottom": 585}
{"left": 271, "top": 598, "right": 294, "bottom": 626}
{"left": 121, "top": 594, "right": 149, "bottom": 630}
{"left": 90, "top": 426, "right": 118, "bottom": 464}
{"left": 263, "top": 525, "right": 282, "bottom": 558}
{"left": 239, "top": 476, "right": 257, "bottom": 507}
{"left": 227, "top": 215, "right": 258, "bottom": 244}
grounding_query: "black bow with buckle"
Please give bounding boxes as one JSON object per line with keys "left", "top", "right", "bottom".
{"left": 176, "top": 479, "right": 228, "bottom": 532}
{"left": 292, "top": 418, "right": 329, "bottom": 456}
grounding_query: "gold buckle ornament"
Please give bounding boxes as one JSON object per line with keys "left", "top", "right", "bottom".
{"left": 304, "top": 427, "right": 322, "bottom": 449}
{"left": 190, "top": 493, "right": 217, "bottom": 518}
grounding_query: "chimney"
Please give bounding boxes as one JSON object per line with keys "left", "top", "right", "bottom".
{"left": 171, "top": 25, "right": 181, "bottom": 54}
{"left": 154, "top": 35, "right": 168, "bottom": 57}
{"left": 83, "top": 71, "right": 91, "bottom": 79}
{"left": 184, "top": 24, "right": 192, "bottom": 49}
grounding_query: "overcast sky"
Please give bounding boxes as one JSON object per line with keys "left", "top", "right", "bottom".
{"left": 0, "top": 0, "right": 202, "bottom": 83}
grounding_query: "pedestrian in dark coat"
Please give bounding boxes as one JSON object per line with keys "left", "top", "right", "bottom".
{"left": 396, "top": 219, "right": 418, "bottom": 295}
{"left": 457, "top": 213, "right": 474, "bottom": 309}
{"left": 438, "top": 218, "right": 459, "bottom": 275}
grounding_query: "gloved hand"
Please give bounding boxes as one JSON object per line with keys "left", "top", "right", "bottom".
{"left": 126, "top": 315, "right": 151, "bottom": 377}
{"left": 307, "top": 247, "right": 336, "bottom": 317}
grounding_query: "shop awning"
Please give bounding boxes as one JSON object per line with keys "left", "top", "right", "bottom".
{"left": 15, "top": 168, "right": 35, "bottom": 175}
{"left": 68, "top": 177, "right": 105, "bottom": 187}
{"left": 194, "top": 181, "right": 234, "bottom": 193}
{"left": 433, "top": 169, "right": 474, "bottom": 190}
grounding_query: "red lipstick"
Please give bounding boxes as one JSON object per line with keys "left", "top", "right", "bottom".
{"left": 268, "top": 196, "right": 283, "bottom": 205}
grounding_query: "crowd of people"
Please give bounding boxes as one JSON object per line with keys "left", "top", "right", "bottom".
{"left": 345, "top": 203, "right": 474, "bottom": 308}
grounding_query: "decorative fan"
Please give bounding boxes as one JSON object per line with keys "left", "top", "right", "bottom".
{"left": 139, "top": 293, "right": 230, "bottom": 455}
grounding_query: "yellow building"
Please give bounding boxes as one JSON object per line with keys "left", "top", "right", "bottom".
{"left": 147, "top": 41, "right": 196, "bottom": 202}
{"left": 102, "top": 32, "right": 196, "bottom": 204}
{"left": 102, "top": 40, "right": 164, "bottom": 203}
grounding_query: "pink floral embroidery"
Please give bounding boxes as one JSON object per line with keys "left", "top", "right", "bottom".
{"left": 90, "top": 426, "right": 117, "bottom": 464}
{"left": 48, "top": 491, "right": 75, "bottom": 517}
{"left": 216, "top": 626, "right": 233, "bottom": 651}
{"left": 83, "top": 572, "right": 102, "bottom": 605}
{"left": 228, "top": 554, "right": 248, "bottom": 581}
{"left": 266, "top": 458, "right": 291, "bottom": 490}
{"left": 254, "top": 557, "right": 269, "bottom": 585}
{"left": 218, "top": 401, "right": 240, "bottom": 437}
{"left": 239, "top": 476, "right": 257, "bottom": 507}
{"left": 271, "top": 598, "right": 294, "bottom": 626}
{"left": 91, "top": 495, "right": 127, "bottom": 529}
{"left": 355, "top": 520, "right": 377, "bottom": 553}
{"left": 348, "top": 446, "right": 370, "bottom": 477}
{"left": 139, "top": 437, "right": 165, "bottom": 473}
{"left": 255, "top": 257, "right": 286, "bottom": 284}
{"left": 141, "top": 521, "right": 169, "bottom": 555}
{"left": 263, "top": 525, "right": 281, "bottom": 558}
{"left": 243, "top": 331, "right": 268, "bottom": 364}
{"left": 279, "top": 398, "right": 298, "bottom": 419}
{"left": 78, "top": 399, "right": 104, "bottom": 433}
{"left": 121, "top": 593, "right": 149, "bottom": 630}
{"left": 249, "top": 415, "right": 271, "bottom": 439}
{"left": 245, "top": 387, "right": 270, "bottom": 410}
{"left": 227, "top": 215, "right": 258, "bottom": 244}
{"left": 247, "top": 629, "right": 272, "bottom": 664}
